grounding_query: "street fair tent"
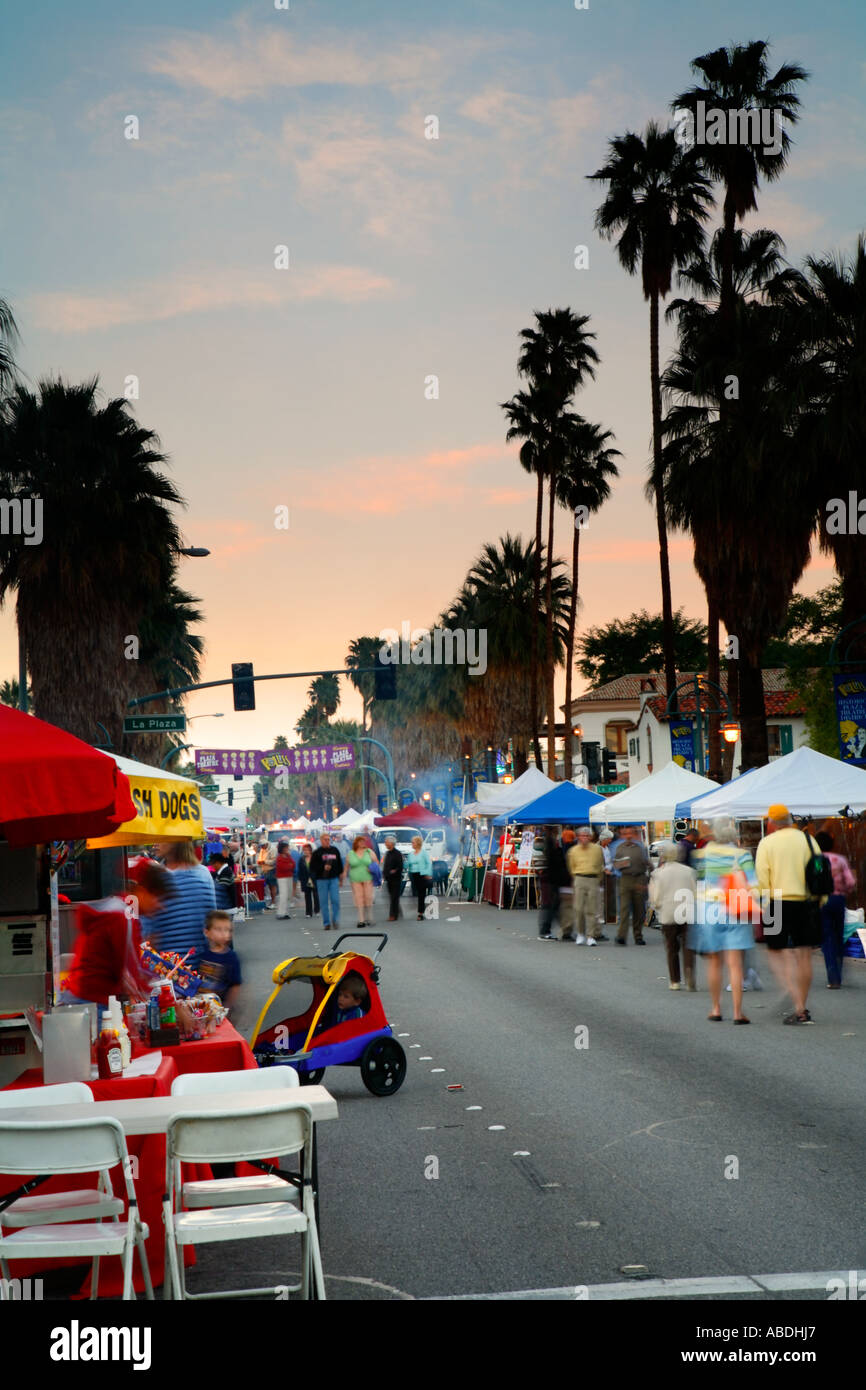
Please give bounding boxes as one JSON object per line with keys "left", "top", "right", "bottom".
{"left": 0, "top": 705, "right": 136, "bottom": 847}
{"left": 463, "top": 766, "right": 556, "bottom": 817}
{"left": 493, "top": 781, "right": 605, "bottom": 826}
{"left": 589, "top": 763, "right": 719, "bottom": 825}
{"left": 330, "top": 808, "right": 360, "bottom": 827}
{"left": 200, "top": 796, "right": 245, "bottom": 832}
{"left": 87, "top": 752, "right": 205, "bottom": 847}
{"left": 374, "top": 802, "right": 449, "bottom": 828}
{"left": 673, "top": 746, "right": 866, "bottom": 819}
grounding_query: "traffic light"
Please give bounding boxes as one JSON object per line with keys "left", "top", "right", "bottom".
{"left": 227, "top": 788, "right": 233, "bottom": 806}
{"left": 601, "top": 748, "right": 617, "bottom": 782}
{"left": 374, "top": 664, "right": 397, "bottom": 700}
{"left": 583, "top": 741, "right": 600, "bottom": 784}
{"left": 231, "top": 662, "right": 255, "bottom": 711}
{"left": 261, "top": 782, "right": 269, "bottom": 799}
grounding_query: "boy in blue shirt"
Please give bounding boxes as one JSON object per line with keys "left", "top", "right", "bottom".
{"left": 194, "top": 910, "right": 242, "bottom": 1013}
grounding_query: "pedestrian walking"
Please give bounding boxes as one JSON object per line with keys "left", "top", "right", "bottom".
{"left": 678, "top": 827, "right": 700, "bottom": 866}
{"left": 348, "top": 834, "right": 376, "bottom": 928}
{"left": 613, "top": 826, "right": 649, "bottom": 945}
{"left": 406, "top": 835, "right": 432, "bottom": 921}
{"left": 309, "top": 832, "right": 345, "bottom": 931}
{"left": 755, "top": 804, "right": 824, "bottom": 1024}
{"left": 566, "top": 825, "right": 604, "bottom": 944}
{"left": 297, "top": 843, "right": 320, "bottom": 918}
{"left": 649, "top": 842, "right": 697, "bottom": 989}
{"left": 257, "top": 839, "right": 278, "bottom": 909}
{"left": 538, "top": 829, "right": 569, "bottom": 940}
{"left": 275, "top": 839, "right": 295, "bottom": 919}
{"left": 691, "top": 817, "right": 759, "bottom": 1023}
{"left": 383, "top": 834, "right": 404, "bottom": 921}
{"left": 814, "top": 831, "right": 855, "bottom": 989}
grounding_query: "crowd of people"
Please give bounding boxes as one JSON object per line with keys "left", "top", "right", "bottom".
{"left": 538, "top": 804, "right": 858, "bottom": 1025}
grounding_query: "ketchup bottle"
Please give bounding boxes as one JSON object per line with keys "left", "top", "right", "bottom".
{"left": 97, "top": 1028, "right": 123, "bottom": 1079}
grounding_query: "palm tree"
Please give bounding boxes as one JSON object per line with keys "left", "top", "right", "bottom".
{"left": 672, "top": 42, "right": 808, "bottom": 335}
{"left": 661, "top": 291, "right": 816, "bottom": 768}
{"left": 555, "top": 419, "right": 621, "bottom": 777}
{"left": 663, "top": 224, "right": 796, "bottom": 761}
{"left": 125, "top": 577, "right": 205, "bottom": 764}
{"left": 771, "top": 237, "right": 866, "bottom": 628}
{"left": 515, "top": 309, "right": 599, "bottom": 775}
{"left": 0, "top": 675, "right": 32, "bottom": 707}
{"left": 445, "top": 534, "right": 571, "bottom": 775}
{"left": 346, "top": 635, "right": 383, "bottom": 808}
{"left": 0, "top": 378, "right": 184, "bottom": 746}
{"left": 501, "top": 383, "right": 562, "bottom": 768}
{"left": 589, "top": 122, "right": 713, "bottom": 710}
{"left": 0, "top": 298, "right": 19, "bottom": 398}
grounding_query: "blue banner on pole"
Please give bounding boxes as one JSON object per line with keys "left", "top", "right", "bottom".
{"left": 834, "top": 673, "right": 866, "bottom": 764}
{"left": 398, "top": 788, "right": 414, "bottom": 808}
{"left": 432, "top": 783, "right": 448, "bottom": 817}
{"left": 451, "top": 777, "right": 464, "bottom": 815}
{"left": 669, "top": 719, "right": 696, "bottom": 771}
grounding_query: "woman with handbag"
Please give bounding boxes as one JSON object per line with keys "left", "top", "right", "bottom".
{"left": 406, "top": 835, "right": 433, "bottom": 921}
{"left": 689, "top": 817, "right": 759, "bottom": 1024}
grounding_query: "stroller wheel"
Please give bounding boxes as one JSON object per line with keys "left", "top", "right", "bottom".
{"left": 360, "top": 1037, "right": 406, "bottom": 1096}
{"left": 300, "top": 1068, "right": 326, "bottom": 1086}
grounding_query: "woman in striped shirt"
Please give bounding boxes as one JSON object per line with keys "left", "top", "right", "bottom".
{"left": 142, "top": 839, "right": 216, "bottom": 959}
{"left": 689, "top": 817, "right": 759, "bottom": 1025}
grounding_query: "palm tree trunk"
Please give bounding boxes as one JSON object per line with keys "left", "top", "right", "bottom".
{"left": 563, "top": 521, "right": 580, "bottom": 779}
{"left": 706, "top": 591, "right": 721, "bottom": 781}
{"left": 650, "top": 291, "right": 678, "bottom": 712}
{"left": 545, "top": 473, "right": 558, "bottom": 778}
{"left": 738, "top": 652, "right": 769, "bottom": 771}
{"left": 530, "top": 470, "right": 544, "bottom": 767}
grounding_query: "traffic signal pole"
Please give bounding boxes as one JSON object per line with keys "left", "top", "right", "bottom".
{"left": 126, "top": 667, "right": 384, "bottom": 707}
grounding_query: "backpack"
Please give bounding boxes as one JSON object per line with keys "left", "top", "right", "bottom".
{"left": 802, "top": 832, "right": 833, "bottom": 896}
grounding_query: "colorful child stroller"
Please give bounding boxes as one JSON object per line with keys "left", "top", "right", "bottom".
{"left": 250, "top": 934, "right": 406, "bottom": 1095}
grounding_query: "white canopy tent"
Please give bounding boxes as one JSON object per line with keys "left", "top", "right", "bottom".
{"left": 463, "top": 766, "right": 556, "bottom": 817}
{"left": 589, "top": 763, "right": 719, "bottom": 825}
{"left": 200, "top": 796, "right": 245, "bottom": 832}
{"left": 672, "top": 745, "right": 866, "bottom": 820}
{"left": 330, "top": 807, "right": 360, "bottom": 827}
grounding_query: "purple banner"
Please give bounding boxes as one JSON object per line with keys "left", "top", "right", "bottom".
{"left": 195, "top": 744, "right": 355, "bottom": 776}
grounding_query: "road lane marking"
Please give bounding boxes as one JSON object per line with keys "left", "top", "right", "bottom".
{"left": 432, "top": 1269, "right": 857, "bottom": 1300}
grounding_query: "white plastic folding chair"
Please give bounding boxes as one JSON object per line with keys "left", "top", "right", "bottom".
{"left": 163, "top": 1101, "right": 324, "bottom": 1301}
{"left": 0, "top": 1116, "right": 153, "bottom": 1301}
{"left": 170, "top": 1067, "right": 301, "bottom": 1211}
{"left": 0, "top": 1083, "right": 126, "bottom": 1299}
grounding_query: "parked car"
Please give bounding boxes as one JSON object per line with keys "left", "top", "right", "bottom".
{"left": 374, "top": 827, "right": 417, "bottom": 857}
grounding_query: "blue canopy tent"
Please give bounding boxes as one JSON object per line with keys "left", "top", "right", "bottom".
{"left": 488, "top": 782, "right": 606, "bottom": 910}
{"left": 493, "top": 781, "right": 605, "bottom": 825}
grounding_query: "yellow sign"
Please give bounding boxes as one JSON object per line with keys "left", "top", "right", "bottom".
{"left": 87, "top": 773, "right": 204, "bottom": 847}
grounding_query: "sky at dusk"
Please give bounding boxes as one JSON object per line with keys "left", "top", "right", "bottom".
{"left": 2, "top": 0, "right": 863, "bottom": 784}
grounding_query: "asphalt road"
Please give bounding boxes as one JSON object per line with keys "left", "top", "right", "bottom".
{"left": 201, "top": 887, "right": 865, "bottom": 1302}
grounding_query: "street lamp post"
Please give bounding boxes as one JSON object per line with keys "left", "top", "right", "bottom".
{"left": 664, "top": 677, "right": 736, "bottom": 777}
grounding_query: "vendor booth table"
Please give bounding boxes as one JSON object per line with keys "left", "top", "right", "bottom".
{"left": 0, "top": 1021, "right": 324, "bottom": 1295}
{"left": 234, "top": 875, "right": 266, "bottom": 907}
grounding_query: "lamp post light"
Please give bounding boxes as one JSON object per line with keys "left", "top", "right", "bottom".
{"left": 664, "top": 677, "right": 734, "bottom": 777}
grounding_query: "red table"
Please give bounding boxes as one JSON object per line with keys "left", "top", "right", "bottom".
{"left": 0, "top": 1021, "right": 259, "bottom": 1295}
{"left": 234, "top": 876, "right": 265, "bottom": 906}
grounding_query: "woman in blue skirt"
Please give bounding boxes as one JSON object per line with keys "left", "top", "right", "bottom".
{"left": 689, "top": 817, "right": 759, "bottom": 1024}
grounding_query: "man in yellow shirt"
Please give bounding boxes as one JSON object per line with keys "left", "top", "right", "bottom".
{"left": 755, "top": 803, "right": 821, "bottom": 1024}
{"left": 566, "top": 826, "right": 604, "bottom": 945}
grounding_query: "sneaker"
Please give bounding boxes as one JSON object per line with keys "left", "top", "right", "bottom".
{"left": 636, "top": 939, "right": 647, "bottom": 946}
{"left": 538, "top": 933, "right": 553, "bottom": 941}
{"left": 586, "top": 937, "right": 598, "bottom": 946}
{"left": 597, "top": 933, "right": 610, "bottom": 942}
{"left": 574, "top": 934, "right": 587, "bottom": 945}
{"left": 615, "top": 938, "right": 626, "bottom": 947}
{"left": 669, "top": 982, "right": 681, "bottom": 990}
{"left": 746, "top": 968, "right": 763, "bottom": 991}
{"left": 783, "top": 1010, "right": 813, "bottom": 1025}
